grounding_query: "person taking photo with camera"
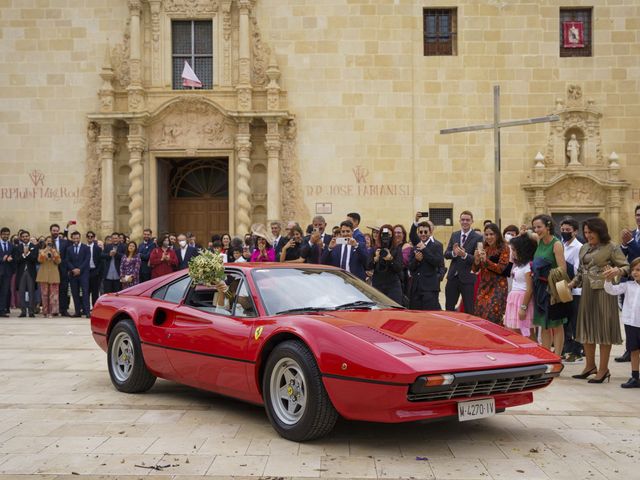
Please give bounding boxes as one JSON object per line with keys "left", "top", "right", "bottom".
{"left": 369, "top": 225, "right": 404, "bottom": 304}
{"left": 409, "top": 222, "right": 444, "bottom": 310}
{"left": 321, "top": 220, "right": 368, "bottom": 281}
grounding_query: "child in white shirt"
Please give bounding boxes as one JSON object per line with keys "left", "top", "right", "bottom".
{"left": 604, "top": 257, "right": 640, "bottom": 388}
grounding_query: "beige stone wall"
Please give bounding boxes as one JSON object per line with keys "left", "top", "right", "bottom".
{"left": 257, "top": 0, "right": 640, "bottom": 232}
{"left": 0, "top": 0, "right": 638, "bottom": 238}
{"left": 0, "top": 0, "right": 128, "bottom": 235}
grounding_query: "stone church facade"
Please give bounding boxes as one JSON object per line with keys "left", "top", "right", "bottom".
{"left": 0, "top": 0, "right": 638, "bottom": 242}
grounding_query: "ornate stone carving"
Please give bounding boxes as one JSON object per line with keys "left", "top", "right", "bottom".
{"left": 127, "top": 86, "right": 145, "bottom": 112}
{"left": 127, "top": 126, "right": 146, "bottom": 242}
{"left": 266, "top": 50, "right": 281, "bottom": 111}
{"left": 281, "top": 119, "right": 309, "bottom": 221}
{"left": 250, "top": 10, "right": 270, "bottom": 87}
{"left": 150, "top": 1, "right": 161, "bottom": 84}
{"left": 111, "top": 19, "right": 131, "bottom": 89}
{"left": 149, "top": 98, "right": 235, "bottom": 148}
{"left": 235, "top": 121, "right": 252, "bottom": 235}
{"left": 546, "top": 177, "right": 605, "bottom": 206}
{"left": 567, "top": 84, "right": 582, "bottom": 103}
{"left": 98, "top": 45, "right": 115, "bottom": 112}
{"left": 164, "top": 0, "right": 219, "bottom": 15}
{"left": 222, "top": 1, "right": 232, "bottom": 85}
{"left": 237, "top": 86, "right": 252, "bottom": 110}
{"left": 78, "top": 122, "right": 103, "bottom": 231}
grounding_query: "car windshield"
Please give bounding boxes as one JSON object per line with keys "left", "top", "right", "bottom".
{"left": 251, "top": 268, "right": 403, "bottom": 315}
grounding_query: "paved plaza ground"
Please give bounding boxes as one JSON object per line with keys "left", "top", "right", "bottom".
{"left": 0, "top": 315, "right": 639, "bottom": 480}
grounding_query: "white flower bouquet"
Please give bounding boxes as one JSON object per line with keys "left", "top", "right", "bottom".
{"left": 188, "top": 249, "right": 226, "bottom": 286}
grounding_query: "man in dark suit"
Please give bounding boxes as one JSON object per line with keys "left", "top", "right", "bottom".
{"left": 321, "top": 220, "right": 369, "bottom": 281}
{"left": 0, "top": 227, "right": 15, "bottom": 317}
{"left": 304, "top": 216, "right": 332, "bottom": 264}
{"left": 616, "top": 204, "right": 640, "bottom": 362}
{"left": 138, "top": 228, "right": 155, "bottom": 283}
{"left": 15, "top": 230, "right": 38, "bottom": 317}
{"left": 444, "top": 210, "right": 482, "bottom": 314}
{"left": 347, "top": 212, "right": 365, "bottom": 245}
{"left": 175, "top": 233, "right": 199, "bottom": 270}
{"left": 67, "top": 231, "right": 91, "bottom": 317}
{"left": 50, "top": 223, "right": 70, "bottom": 316}
{"left": 101, "top": 232, "right": 125, "bottom": 294}
{"left": 409, "top": 222, "right": 444, "bottom": 310}
{"left": 85, "top": 231, "right": 103, "bottom": 308}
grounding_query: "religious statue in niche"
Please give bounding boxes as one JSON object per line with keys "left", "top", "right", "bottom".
{"left": 566, "top": 134, "right": 581, "bottom": 166}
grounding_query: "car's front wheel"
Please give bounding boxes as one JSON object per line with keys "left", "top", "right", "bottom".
{"left": 107, "top": 319, "right": 156, "bottom": 393}
{"left": 262, "top": 340, "right": 338, "bottom": 441}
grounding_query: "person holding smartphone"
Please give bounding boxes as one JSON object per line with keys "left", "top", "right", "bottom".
{"left": 322, "top": 220, "right": 369, "bottom": 281}
{"left": 280, "top": 225, "right": 308, "bottom": 263}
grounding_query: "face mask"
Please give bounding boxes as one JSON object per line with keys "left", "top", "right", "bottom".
{"left": 162, "top": 241, "right": 170, "bottom": 248}
{"left": 504, "top": 233, "right": 514, "bottom": 242}
{"left": 179, "top": 240, "right": 187, "bottom": 248}
{"left": 560, "top": 232, "right": 573, "bottom": 242}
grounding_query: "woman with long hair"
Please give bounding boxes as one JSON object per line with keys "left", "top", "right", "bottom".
{"left": 120, "top": 241, "right": 141, "bottom": 288}
{"left": 369, "top": 224, "right": 403, "bottom": 304}
{"left": 472, "top": 223, "right": 510, "bottom": 323}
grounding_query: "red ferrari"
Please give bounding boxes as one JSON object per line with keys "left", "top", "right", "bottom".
{"left": 91, "top": 263, "right": 562, "bottom": 441}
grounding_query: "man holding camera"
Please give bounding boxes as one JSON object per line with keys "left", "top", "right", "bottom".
{"left": 321, "top": 220, "right": 368, "bottom": 281}
{"left": 444, "top": 210, "right": 482, "bottom": 314}
{"left": 409, "top": 222, "right": 444, "bottom": 310}
{"left": 369, "top": 225, "right": 404, "bottom": 304}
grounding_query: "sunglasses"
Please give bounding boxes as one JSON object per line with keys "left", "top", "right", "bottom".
{"left": 86, "top": 235, "right": 94, "bottom": 238}
{"left": 417, "top": 230, "right": 430, "bottom": 234}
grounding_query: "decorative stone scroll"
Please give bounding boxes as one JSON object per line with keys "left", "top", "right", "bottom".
{"left": 250, "top": 9, "right": 270, "bottom": 88}
{"left": 164, "top": 0, "right": 219, "bottom": 15}
{"left": 281, "top": 119, "right": 309, "bottom": 221}
{"left": 78, "top": 122, "right": 103, "bottom": 231}
{"left": 111, "top": 18, "right": 131, "bottom": 89}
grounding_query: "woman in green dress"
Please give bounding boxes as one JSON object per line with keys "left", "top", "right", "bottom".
{"left": 569, "top": 217, "right": 629, "bottom": 383}
{"left": 532, "top": 214, "right": 567, "bottom": 353}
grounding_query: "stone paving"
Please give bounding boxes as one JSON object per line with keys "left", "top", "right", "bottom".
{"left": 0, "top": 315, "right": 639, "bottom": 480}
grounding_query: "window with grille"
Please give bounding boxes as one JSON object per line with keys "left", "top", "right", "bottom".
{"left": 423, "top": 8, "right": 457, "bottom": 56}
{"left": 172, "top": 20, "right": 213, "bottom": 89}
{"left": 429, "top": 207, "right": 454, "bottom": 227}
{"left": 559, "top": 8, "right": 592, "bottom": 57}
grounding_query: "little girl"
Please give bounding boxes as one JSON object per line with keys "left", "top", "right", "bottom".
{"left": 604, "top": 257, "right": 640, "bottom": 388}
{"left": 504, "top": 234, "right": 538, "bottom": 340}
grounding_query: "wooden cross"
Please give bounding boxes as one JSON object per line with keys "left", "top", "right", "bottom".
{"left": 440, "top": 85, "right": 559, "bottom": 227}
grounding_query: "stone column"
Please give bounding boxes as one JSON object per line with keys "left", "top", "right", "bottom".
{"left": 265, "top": 120, "right": 281, "bottom": 222}
{"left": 127, "top": 123, "right": 146, "bottom": 243}
{"left": 127, "top": 0, "right": 145, "bottom": 112}
{"left": 235, "top": 120, "right": 252, "bottom": 235}
{"left": 236, "top": 0, "right": 252, "bottom": 111}
{"left": 98, "top": 122, "right": 116, "bottom": 237}
{"left": 608, "top": 188, "right": 621, "bottom": 236}
{"left": 266, "top": 50, "right": 281, "bottom": 111}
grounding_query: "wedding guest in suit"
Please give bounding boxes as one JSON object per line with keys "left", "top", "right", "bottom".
{"left": 280, "top": 225, "right": 309, "bottom": 263}
{"left": 347, "top": 212, "right": 365, "bottom": 244}
{"left": 369, "top": 225, "right": 403, "bottom": 304}
{"left": 616, "top": 204, "right": 640, "bottom": 362}
{"left": 0, "top": 227, "right": 14, "bottom": 317}
{"left": 85, "top": 231, "right": 102, "bottom": 307}
{"left": 187, "top": 232, "right": 202, "bottom": 250}
{"left": 120, "top": 241, "right": 141, "bottom": 288}
{"left": 305, "top": 216, "right": 332, "bottom": 264}
{"left": 150, "top": 236, "right": 179, "bottom": 279}
{"left": 66, "top": 231, "right": 90, "bottom": 317}
{"left": 270, "top": 222, "right": 283, "bottom": 256}
{"left": 472, "top": 223, "right": 511, "bottom": 324}
{"left": 15, "top": 230, "right": 38, "bottom": 317}
{"left": 321, "top": 220, "right": 369, "bottom": 281}
{"left": 175, "top": 233, "right": 199, "bottom": 270}
{"left": 250, "top": 224, "right": 276, "bottom": 262}
{"left": 101, "top": 232, "right": 125, "bottom": 294}
{"left": 393, "top": 224, "right": 413, "bottom": 296}
{"left": 50, "top": 224, "right": 70, "bottom": 316}
{"left": 36, "top": 236, "right": 61, "bottom": 317}
{"left": 444, "top": 211, "right": 482, "bottom": 313}
{"left": 409, "top": 222, "right": 444, "bottom": 310}
{"left": 138, "top": 228, "right": 155, "bottom": 283}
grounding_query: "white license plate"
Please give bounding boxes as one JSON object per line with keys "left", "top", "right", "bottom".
{"left": 457, "top": 398, "right": 495, "bottom": 422}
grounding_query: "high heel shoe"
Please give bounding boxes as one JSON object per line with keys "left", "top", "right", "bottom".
{"left": 572, "top": 367, "right": 597, "bottom": 379}
{"left": 587, "top": 370, "right": 611, "bottom": 384}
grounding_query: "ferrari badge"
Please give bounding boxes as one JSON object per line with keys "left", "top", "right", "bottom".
{"left": 254, "top": 326, "right": 263, "bottom": 340}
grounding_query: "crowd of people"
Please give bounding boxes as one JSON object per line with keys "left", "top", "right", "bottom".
{"left": 1, "top": 205, "right": 639, "bottom": 388}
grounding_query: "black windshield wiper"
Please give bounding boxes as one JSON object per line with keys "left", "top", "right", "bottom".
{"left": 275, "top": 306, "right": 332, "bottom": 315}
{"left": 334, "top": 301, "right": 378, "bottom": 310}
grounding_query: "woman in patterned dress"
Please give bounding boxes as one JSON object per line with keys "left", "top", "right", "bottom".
{"left": 472, "top": 223, "right": 510, "bottom": 323}
{"left": 120, "top": 241, "right": 141, "bottom": 288}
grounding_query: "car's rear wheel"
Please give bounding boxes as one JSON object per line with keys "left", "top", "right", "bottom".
{"left": 107, "top": 319, "right": 156, "bottom": 393}
{"left": 263, "top": 340, "right": 338, "bottom": 441}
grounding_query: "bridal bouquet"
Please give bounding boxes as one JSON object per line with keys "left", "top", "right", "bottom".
{"left": 188, "top": 249, "right": 225, "bottom": 286}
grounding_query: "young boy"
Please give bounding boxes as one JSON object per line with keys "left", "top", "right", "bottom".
{"left": 604, "top": 257, "right": 640, "bottom": 388}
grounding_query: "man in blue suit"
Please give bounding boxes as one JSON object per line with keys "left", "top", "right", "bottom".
{"left": 66, "top": 231, "right": 91, "bottom": 317}
{"left": 616, "top": 204, "right": 640, "bottom": 363}
{"left": 0, "top": 227, "right": 15, "bottom": 317}
{"left": 50, "top": 223, "right": 71, "bottom": 316}
{"left": 175, "top": 233, "right": 199, "bottom": 270}
{"left": 138, "top": 228, "right": 156, "bottom": 283}
{"left": 347, "top": 212, "right": 365, "bottom": 245}
{"left": 321, "top": 220, "right": 369, "bottom": 281}
{"left": 304, "top": 216, "right": 333, "bottom": 264}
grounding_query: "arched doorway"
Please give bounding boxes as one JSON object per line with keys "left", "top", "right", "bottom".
{"left": 163, "top": 158, "right": 229, "bottom": 244}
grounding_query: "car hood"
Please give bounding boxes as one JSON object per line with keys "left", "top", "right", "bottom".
{"left": 315, "top": 309, "right": 527, "bottom": 355}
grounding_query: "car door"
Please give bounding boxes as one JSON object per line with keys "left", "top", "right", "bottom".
{"left": 160, "top": 271, "right": 258, "bottom": 402}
